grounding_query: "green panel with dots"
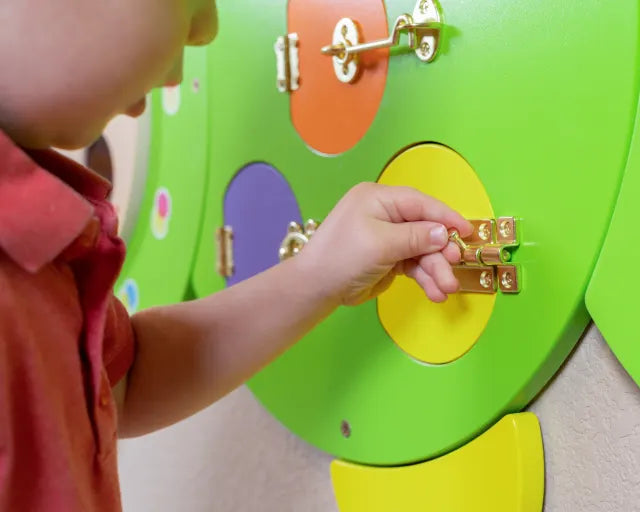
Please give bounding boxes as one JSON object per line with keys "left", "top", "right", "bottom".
{"left": 116, "top": 47, "right": 209, "bottom": 313}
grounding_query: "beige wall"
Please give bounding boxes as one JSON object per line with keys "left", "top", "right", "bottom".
{"left": 118, "top": 324, "right": 640, "bottom": 511}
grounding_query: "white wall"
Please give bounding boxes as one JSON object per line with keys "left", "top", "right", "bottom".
{"left": 118, "top": 385, "right": 337, "bottom": 512}
{"left": 118, "top": 324, "right": 640, "bottom": 511}
{"left": 529, "top": 327, "right": 640, "bottom": 511}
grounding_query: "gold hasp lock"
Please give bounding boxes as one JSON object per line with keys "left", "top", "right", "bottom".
{"left": 279, "top": 220, "right": 320, "bottom": 261}
{"left": 448, "top": 217, "right": 521, "bottom": 294}
{"left": 320, "top": 0, "right": 442, "bottom": 83}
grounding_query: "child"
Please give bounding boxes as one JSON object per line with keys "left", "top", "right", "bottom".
{"left": 0, "top": 0, "right": 472, "bottom": 510}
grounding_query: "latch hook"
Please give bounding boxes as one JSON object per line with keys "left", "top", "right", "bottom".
{"left": 320, "top": 0, "right": 443, "bottom": 83}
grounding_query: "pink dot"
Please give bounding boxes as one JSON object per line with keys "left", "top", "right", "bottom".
{"left": 157, "top": 192, "right": 169, "bottom": 217}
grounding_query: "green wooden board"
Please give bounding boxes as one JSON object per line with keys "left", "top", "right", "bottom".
{"left": 191, "top": 0, "right": 639, "bottom": 465}
{"left": 116, "top": 48, "right": 209, "bottom": 313}
{"left": 587, "top": 93, "right": 640, "bottom": 386}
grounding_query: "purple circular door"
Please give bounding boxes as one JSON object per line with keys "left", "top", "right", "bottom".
{"left": 224, "top": 163, "right": 302, "bottom": 286}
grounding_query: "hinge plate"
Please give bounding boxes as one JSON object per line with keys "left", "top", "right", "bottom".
{"left": 216, "top": 226, "right": 235, "bottom": 278}
{"left": 275, "top": 33, "right": 300, "bottom": 93}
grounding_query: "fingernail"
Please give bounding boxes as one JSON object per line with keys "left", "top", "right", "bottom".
{"left": 430, "top": 225, "right": 447, "bottom": 246}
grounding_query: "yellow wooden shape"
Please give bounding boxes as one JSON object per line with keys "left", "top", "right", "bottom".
{"left": 377, "top": 144, "right": 496, "bottom": 364}
{"left": 331, "top": 413, "right": 544, "bottom": 512}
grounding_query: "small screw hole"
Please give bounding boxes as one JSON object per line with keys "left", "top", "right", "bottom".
{"left": 340, "top": 420, "right": 351, "bottom": 438}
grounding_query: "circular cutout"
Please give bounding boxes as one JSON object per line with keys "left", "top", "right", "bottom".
{"left": 377, "top": 144, "right": 495, "bottom": 364}
{"left": 223, "top": 163, "right": 302, "bottom": 286}
{"left": 288, "top": 0, "right": 388, "bottom": 155}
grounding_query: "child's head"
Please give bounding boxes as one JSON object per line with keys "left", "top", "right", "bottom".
{"left": 0, "top": 0, "right": 217, "bottom": 150}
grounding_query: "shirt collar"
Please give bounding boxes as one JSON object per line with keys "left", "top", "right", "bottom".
{"left": 0, "top": 130, "right": 112, "bottom": 273}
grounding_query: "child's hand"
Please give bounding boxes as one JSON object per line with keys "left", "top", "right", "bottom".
{"left": 299, "top": 183, "right": 474, "bottom": 306}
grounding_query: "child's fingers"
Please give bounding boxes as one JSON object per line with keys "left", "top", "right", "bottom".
{"left": 403, "top": 260, "right": 448, "bottom": 303}
{"left": 417, "top": 252, "right": 459, "bottom": 294}
{"left": 443, "top": 241, "right": 462, "bottom": 264}
{"left": 378, "top": 185, "right": 473, "bottom": 237}
{"left": 385, "top": 221, "right": 449, "bottom": 262}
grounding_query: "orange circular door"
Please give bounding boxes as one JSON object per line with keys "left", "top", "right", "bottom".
{"left": 289, "top": 0, "right": 389, "bottom": 155}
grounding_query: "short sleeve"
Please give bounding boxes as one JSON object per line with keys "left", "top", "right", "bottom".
{"left": 103, "top": 295, "right": 136, "bottom": 385}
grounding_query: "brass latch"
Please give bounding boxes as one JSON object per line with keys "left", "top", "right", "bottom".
{"left": 321, "top": 0, "right": 442, "bottom": 83}
{"left": 216, "top": 226, "right": 235, "bottom": 278}
{"left": 448, "top": 217, "right": 521, "bottom": 294}
{"left": 274, "top": 33, "right": 300, "bottom": 93}
{"left": 220, "top": 216, "right": 520, "bottom": 294}
{"left": 279, "top": 220, "right": 319, "bottom": 261}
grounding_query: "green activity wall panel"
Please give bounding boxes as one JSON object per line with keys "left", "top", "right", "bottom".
{"left": 190, "top": 0, "right": 640, "bottom": 466}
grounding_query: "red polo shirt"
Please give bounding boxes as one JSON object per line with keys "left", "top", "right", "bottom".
{"left": 0, "top": 131, "right": 135, "bottom": 511}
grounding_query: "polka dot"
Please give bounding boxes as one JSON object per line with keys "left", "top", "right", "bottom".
{"left": 157, "top": 192, "right": 169, "bottom": 217}
{"left": 117, "top": 278, "right": 140, "bottom": 314}
{"left": 162, "top": 85, "right": 181, "bottom": 116}
{"left": 151, "top": 187, "right": 172, "bottom": 240}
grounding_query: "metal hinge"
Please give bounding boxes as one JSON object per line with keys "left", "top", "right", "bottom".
{"left": 216, "top": 226, "right": 235, "bottom": 278}
{"left": 449, "top": 217, "right": 521, "bottom": 294}
{"left": 275, "top": 33, "right": 300, "bottom": 93}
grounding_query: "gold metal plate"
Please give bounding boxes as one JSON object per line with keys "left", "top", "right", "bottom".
{"left": 453, "top": 266, "right": 497, "bottom": 294}
{"left": 497, "top": 265, "right": 520, "bottom": 293}
{"left": 450, "top": 217, "right": 521, "bottom": 294}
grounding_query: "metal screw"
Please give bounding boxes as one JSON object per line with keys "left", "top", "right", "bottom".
{"left": 499, "top": 220, "right": 513, "bottom": 239}
{"left": 501, "top": 271, "right": 514, "bottom": 289}
{"left": 419, "top": 0, "right": 431, "bottom": 14}
{"left": 341, "top": 24, "right": 348, "bottom": 37}
{"left": 287, "top": 221, "right": 302, "bottom": 233}
{"left": 340, "top": 420, "right": 351, "bottom": 438}
{"left": 480, "top": 270, "right": 493, "bottom": 289}
{"left": 305, "top": 219, "right": 319, "bottom": 236}
{"left": 192, "top": 78, "right": 200, "bottom": 93}
{"left": 478, "top": 223, "right": 491, "bottom": 241}
{"left": 419, "top": 40, "right": 431, "bottom": 57}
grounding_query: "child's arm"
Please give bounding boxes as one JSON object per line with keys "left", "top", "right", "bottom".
{"left": 115, "top": 183, "right": 472, "bottom": 437}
